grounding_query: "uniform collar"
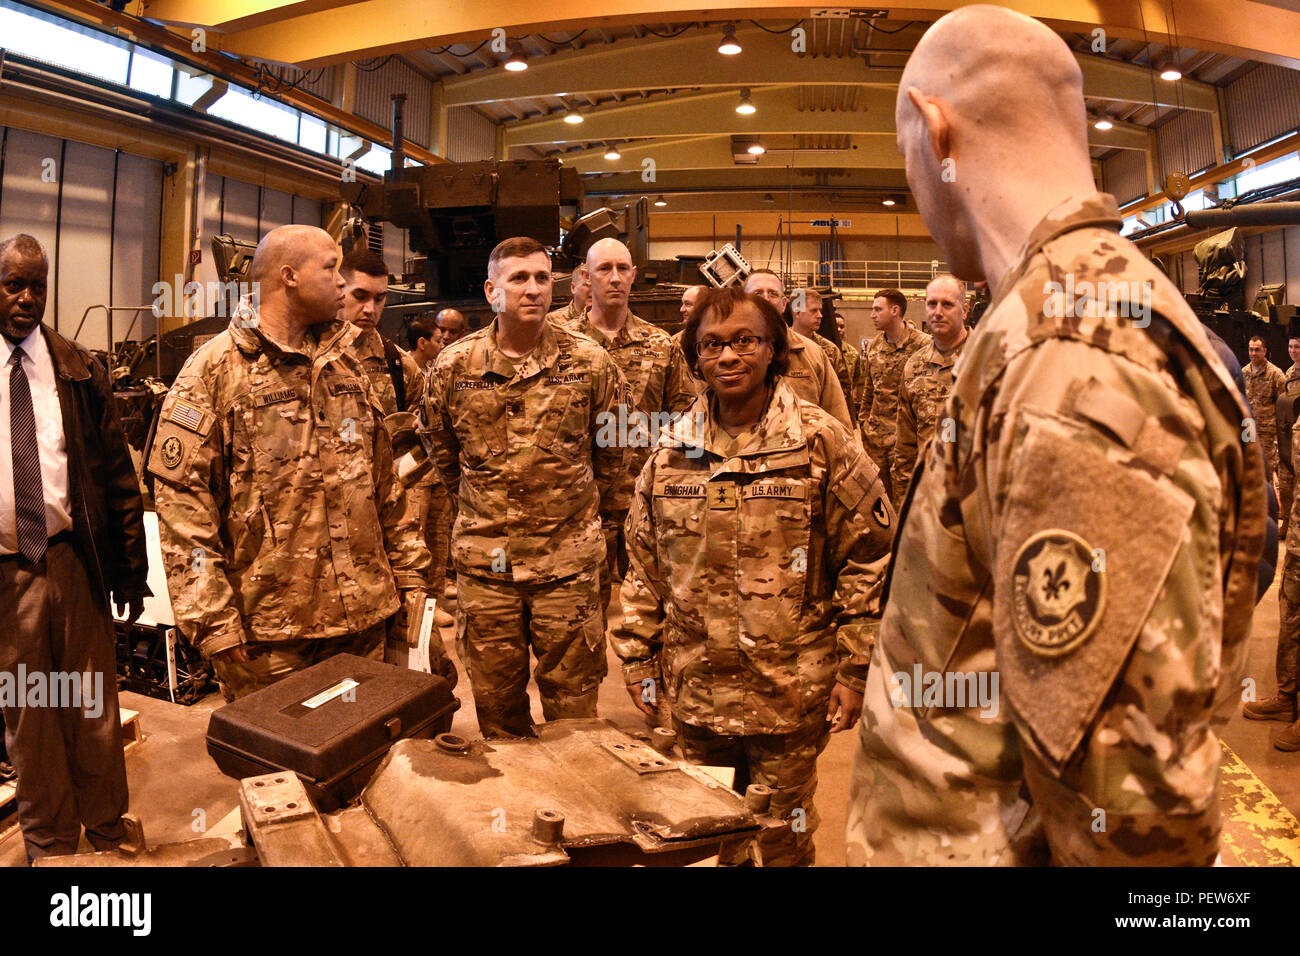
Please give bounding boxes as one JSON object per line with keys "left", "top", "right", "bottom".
{"left": 572, "top": 307, "right": 650, "bottom": 348}
{"left": 993, "top": 192, "right": 1123, "bottom": 303}
{"left": 663, "top": 379, "right": 808, "bottom": 459}
{"left": 926, "top": 332, "right": 968, "bottom": 368}
{"left": 479, "top": 316, "right": 562, "bottom": 381}
{"left": 877, "top": 322, "right": 921, "bottom": 351}
{"left": 227, "top": 301, "right": 350, "bottom": 361}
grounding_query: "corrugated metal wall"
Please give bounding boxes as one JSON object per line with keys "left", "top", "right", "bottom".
{"left": 445, "top": 107, "right": 497, "bottom": 161}
{"left": 1156, "top": 110, "right": 1218, "bottom": 180}
{"left": 0, "top": 125, "right": 162, "bottom": 351}
{"left": 354, "top": 58, "right": 433, "bottom": 148}
{"left": 1226, "top": 64, "right": 1300, "bottom": 155}
{"left": 1102, "top": 149, "right": 1149, "bottom": 205}
{"left": 265, "top": 64, "right": 336, "bottom": 103}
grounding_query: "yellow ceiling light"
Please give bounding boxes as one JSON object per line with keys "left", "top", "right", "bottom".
{"left": 504, "top": 43, "right": 528, "bottom": 72}
{"left": 718, "top": 23, "right": 742, "bottom": 56}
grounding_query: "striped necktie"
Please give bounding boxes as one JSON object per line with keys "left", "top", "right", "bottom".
{"left": 9, "top": 346, "right": 46, "bottom": 563}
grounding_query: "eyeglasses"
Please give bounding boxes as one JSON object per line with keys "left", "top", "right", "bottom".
{"left": 697, "top": 334, "right": 765, "bottom": 359}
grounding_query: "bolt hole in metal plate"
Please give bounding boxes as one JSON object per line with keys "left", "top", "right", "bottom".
{"left": 602, "top": 740, "right": 674, "bottom": 774}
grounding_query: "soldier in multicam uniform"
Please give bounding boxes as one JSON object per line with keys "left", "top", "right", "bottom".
{"left": 428, "top": 307, "right": 470, "bottom": 610}
{"left": 1244, "top": 334, "right": 1286, "bottom": 483}
{"left": 891, "top": 274, "right": 969, "bottom": 503}
{"left": 742, "top": 270, "right": 854, "bottom": 429}
{"left": 846, "top": 6, "right": 1265, "bottom": 866}
{"left": 1247, "top": 417, "right": 1300, "bottom": 749}
{"left": 1276, "top": 331, "right": 1300, "bottom": 538}
{"left": 834, "top": 310, "right": 866, "bottom": 419}
{"left": 420, "top": 236, "right": 627, "bottom": 738}
{"left": 404, "top": 318, "right": 456, "bottom": 629}
{"left": 791, "top": 287, "right": 856, "bottom": 419}
{"left": 339, "top": 249, "right": 422, "bottom": 417}
{"left": 857, "top": 287, "right": 929, "bottom": 504}
{"left": 613, "top": 286, "right": 893, "bottom": 866}
{"left": 150, "top": 225, "right": 441, "bottom": 701}
{"left": 553, "top": 238, "right": 697, "bottom": 611}
{"left": 545, "top": 263, "right": 589, "bottom": 326}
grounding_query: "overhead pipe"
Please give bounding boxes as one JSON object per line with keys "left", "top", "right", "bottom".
{"left": 1184, "top": 202, "right": 1300, "bottom": 229}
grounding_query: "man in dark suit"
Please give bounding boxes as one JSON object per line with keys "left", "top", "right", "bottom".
{"left": 0, "top": 233, "right": 148, "bottom": 861}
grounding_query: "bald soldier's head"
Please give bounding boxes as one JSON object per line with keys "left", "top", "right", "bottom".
{"left": 249, "top": 225, "right": 345, "bottom": 337}
{"left": 897, "top": 6, "right": 1096, "bottom": 282}
{"left": 585, "top": 237, "right": 636, "bottom": 326}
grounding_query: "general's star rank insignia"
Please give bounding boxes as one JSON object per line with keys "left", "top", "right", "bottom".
{"left": 1010, "top": 530, "right": 1105, "bottom": 657}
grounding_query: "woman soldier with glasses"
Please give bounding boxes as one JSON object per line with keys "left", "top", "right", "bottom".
{"left": 610, "top": 285, "right": 895, "bottom": 866}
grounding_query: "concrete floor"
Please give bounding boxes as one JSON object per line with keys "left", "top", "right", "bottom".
{"left": 5, "top": 576, "right": 1298, "bottom": 867}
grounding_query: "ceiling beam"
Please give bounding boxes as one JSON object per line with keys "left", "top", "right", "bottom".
{"left": 504, "top": 86, "right": 898, "bottom": 148}
{"left": 441, "top": 32, "right": 1215, "bottom": 112}
{"left": 442, "top": 26, "right": 896, "bottom": 107}
{"left": 583, "top": 167, "right": 910, "bottom": 195}
{"left": 557, "top": 134, "right": 905, "bottom": 173}
{"left": 506, "top": 86, "right": 1151, "bottom": 153}
{"left": 1076, "top": 52, "right": 1217, "bottom": 112}
{"left": 140, "top": 0, "right": 1300, "bottom": 70}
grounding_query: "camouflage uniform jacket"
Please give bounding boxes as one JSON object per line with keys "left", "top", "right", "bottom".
{"left": 783, "top": 329, "right": 854, "bottom": 430}
{"left": 1286, "top": 362, "right": 1300, "bottom": 398}
{"left": 891, "top": 333, "right": 968, "bottom": 504}
{"left": 857, "top": 323, "right": 931, "bottom": 473}
{"left": 812, "top": 331, "right": 855, "bottom": 416}
{"left": 348, "top": 327, "right": 421, "bottom": 416}
{"left": 841, "top": 338, "right": 866, "bottom": 417}
{"left": 1243, "top": 359, "right": 1285, "bottom": 435}
{"left": 848, "top": 192, "right": 1265, "bottom": 866}
{"left": 149, "top": 312, "right": 430, "bottom": 659}
{"left": 421, "top": 317, "right": 628, "bottom": 584}
{"left": 613, "top": 380, "right": 894, "bottom": 736}
{"left": 559, "top": 308, "right": 697, "bottom": 503}
{"left": 546, "top": 300, "right": 581, "bottom": 325}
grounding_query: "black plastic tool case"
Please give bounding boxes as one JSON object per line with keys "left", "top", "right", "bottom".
{"left": 206, "top": 654, "right": 458, "bottom": 808}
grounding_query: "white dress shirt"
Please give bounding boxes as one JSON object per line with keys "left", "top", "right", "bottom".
{"left": 0, "top": 327, "right": 72, "bottom": 553}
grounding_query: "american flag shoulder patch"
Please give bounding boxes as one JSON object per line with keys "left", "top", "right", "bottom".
{"left": 169, "top": 399, "right": 209, "bottom": 434}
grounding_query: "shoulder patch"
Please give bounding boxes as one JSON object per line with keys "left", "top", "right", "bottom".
{"left": 167, "top": 398, "right": 213, "bottom": 434}
{"left": 147, "top": 419, "right": 207, "bottom": 480}
{"left": 993, "top": 409, "right": 1194, "bottom": 772}
{"left": 1010, "top": 530, "right": 1105, "bottom": 656}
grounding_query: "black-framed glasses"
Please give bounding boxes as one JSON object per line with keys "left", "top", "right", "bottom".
{"left": 697, "top": 334, "right": 765, "bottom": 359}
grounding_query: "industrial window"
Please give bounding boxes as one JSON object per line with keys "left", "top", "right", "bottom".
{"left": 0, "top": 0, "right": 130, "bottom": 85}
{"left": 208, "top": 86, "right": 300, "bottom": 145}
{"left": 127, "top": 46, "right": 176, "bottom": 99}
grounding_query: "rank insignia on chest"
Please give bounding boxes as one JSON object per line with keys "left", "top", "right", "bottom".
{"left": 708, "top": 482, "right": 738, "bottom": 509}
{"left": 1010, "top": 530, "right": 1105, "bottom": 656}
